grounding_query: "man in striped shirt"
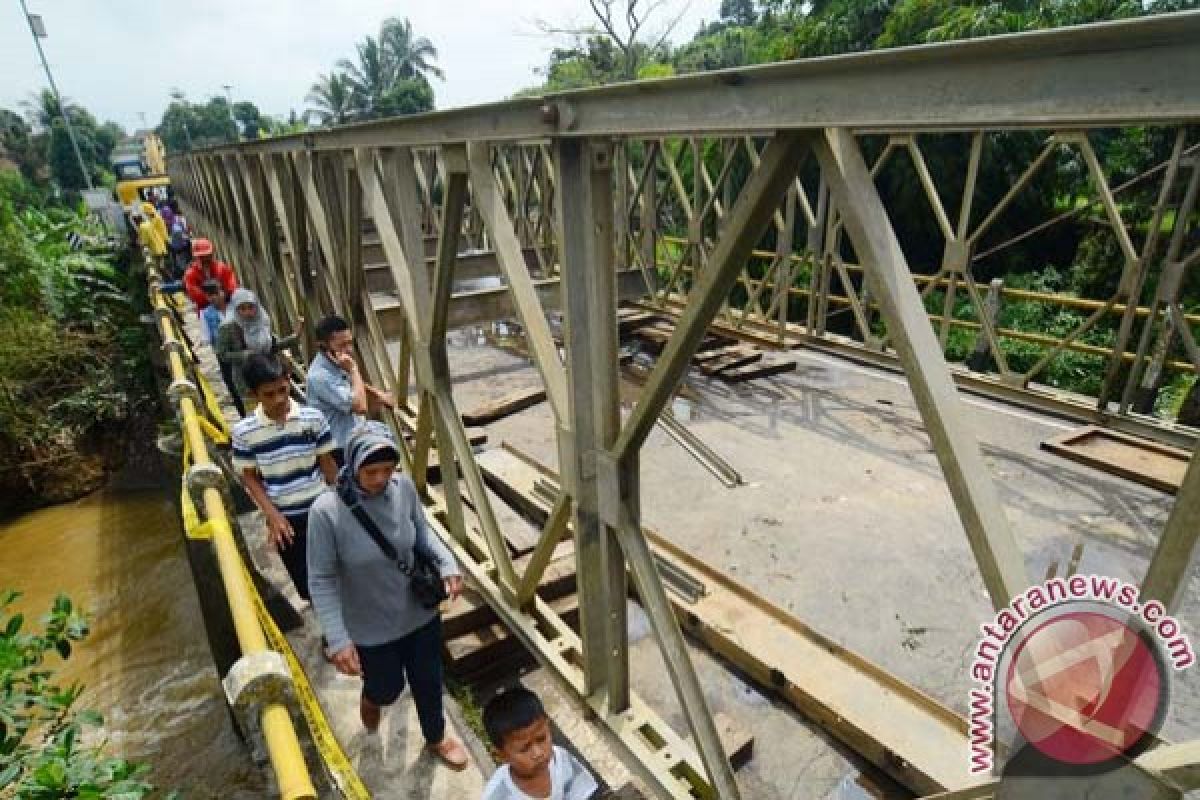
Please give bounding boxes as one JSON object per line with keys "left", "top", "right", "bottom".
{"left": 232, "top": 354, "right": 338, "bottom": 602}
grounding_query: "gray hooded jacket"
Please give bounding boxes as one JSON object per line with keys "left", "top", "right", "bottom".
{"left": 307, "top": 424, "right": 460, "bottom": 653}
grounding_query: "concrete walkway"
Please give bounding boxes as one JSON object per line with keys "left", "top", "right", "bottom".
{"left": 178, "top": 301, "right": 486, "bottom": 798}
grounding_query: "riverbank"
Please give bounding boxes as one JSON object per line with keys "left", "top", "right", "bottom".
{"left": 0, "top": 173, "right": 159, "bottom": 518}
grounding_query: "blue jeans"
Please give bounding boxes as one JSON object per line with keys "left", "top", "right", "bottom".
{"left": 357, "top": 616, "right": 445, "bottom": 743}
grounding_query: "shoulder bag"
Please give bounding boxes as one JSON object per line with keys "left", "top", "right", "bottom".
{"left": 337, "top": 484, "right": 448, "bottom": 609}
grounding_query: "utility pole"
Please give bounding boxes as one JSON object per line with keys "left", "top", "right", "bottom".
{"left": 19, "top": 0, "right": 93, "bottom": 190}
{"left": 222, "top": 84, "right": 238, "bottom": 141}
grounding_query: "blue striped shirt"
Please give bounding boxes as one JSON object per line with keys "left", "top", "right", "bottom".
{"left": 231, "top": 401, "right": 335, "bottom": 516}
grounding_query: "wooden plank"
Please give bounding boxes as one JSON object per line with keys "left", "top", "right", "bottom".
{"left": 444, "top": 545, "right": 578, "bottom": 641}
{"left": 401, "top": 427, "right": 488, "bottom": 448}
{"left": 444, "top": 593, "right": 581, "bottom": 682}
{"left": 692, "top": 345, "right": 744, "bottom": 364}
{"left": 461, "top": 386, "right": 548, "bottom": 426}
{"left": 699, "top": 351, "right": 763, "bottom": 377}
{"left": 476, "top": 445, "right": 976, "bottom": 796}
{"left": 617, "top": 309, "right": 659, "bottom": 335}
{"left": 459, "top": 484, "right": 545, "bottom": 556}
{"left": 716, "top": 360, "right": 796, "bottom": 384}
{"left": 695, "top": 334, "right": 735, "bottom": 354}
{"left": 1041, "top": 425, "right": 1189, "bottom": 493}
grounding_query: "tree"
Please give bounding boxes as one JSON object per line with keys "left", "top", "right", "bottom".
{"left": 22, "top": 89, "right": 75, "bottom": 133}
{"left": 232, "top": 101, "right": 265, "bottom": 139}
{"left": 719, "top": 0, "right": 758, "bottom": 27}
{"left": 305, "top": 73, "right": 356, "bottom": 127}
{"left": 538, "top": 36, "right": 623, "bottom": 90}
{"left": 17, "top": 91, "right": 123, "bottom": 188}
{"left": 380, "top": 16, "right": 444, "bottom": 81}
{"left": 48, "top": 119, "right": 88, "bottom": 189}
{"left": 157, "top": 91, "right": 238, "bottom": 152}
{"left": 0, "top": 110, "right": 43, "bottom": 183}
{"left": 338, "top": 36, "right": 393, "bottom": 117}
{"left": 537, "top": 0, "right": 690, "bottom": 82}
{"left": 319, "top": 17, "right": 441, "bottom": 122}
{"left": 380, "top": 78, "right": 435, "bottom": 117}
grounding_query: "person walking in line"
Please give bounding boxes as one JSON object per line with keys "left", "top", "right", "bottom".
{"left": 199, "top": 280, "right": 228, "bottom": 344}
{"left": 166, "top": 202, "right": 192, "bottom": 281}
{"left": 141, "top": 201, "right": 169, "bottom": 248}
{"left": 232, "top": 354, "right": 338, "bottom": 605}
{"left": 215, "top": 289, "right": 296, "bottom": 417}
{"left": 307, "top": 423, "right": 468, "bottom": 770}
{"left": 183, "top": 238, "right": 238, "bottom": 310}
{"left": 133, "top": 211, "right": 167, "bottom": 274}
{"left": 306, "top": 314, "right": 395, "bottom": 464}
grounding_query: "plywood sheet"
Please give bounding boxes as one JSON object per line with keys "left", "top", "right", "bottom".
{"left": 1041, "top": 425, "right": 1189, "bottom": 493}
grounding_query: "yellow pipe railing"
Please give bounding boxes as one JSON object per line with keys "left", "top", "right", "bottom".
{"left": 658, "top": 237, "right": 1200, "bottom": 374}
{"left": 151, "top": 289, "right": 317, "bottom": 800}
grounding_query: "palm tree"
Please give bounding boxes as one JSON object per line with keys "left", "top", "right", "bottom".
{"left": 311, "top": 17, "right": 442, "bottom": 123}
{"left": 380, "top": 17, "right": 444, "bottom": 82}
{"left": 338, "top": 36, "right": 393, "bottom": 118}
{"left": 305, "top": 73, "right": 355, "bottom": 127}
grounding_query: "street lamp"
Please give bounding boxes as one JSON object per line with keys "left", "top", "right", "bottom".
{"left": 19, "top": 0, "right": 93, "bottom": 189}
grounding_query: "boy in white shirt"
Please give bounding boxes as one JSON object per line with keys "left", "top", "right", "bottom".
{"left": 481, "top": 687, "right": 600, "bottom": 800}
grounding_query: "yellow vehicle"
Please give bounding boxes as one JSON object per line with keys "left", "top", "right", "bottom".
{"left": 113, "top": 132, "right": 170, "bottom": 213}
{"left": 115, "top": 175, "right": 171, "bottom": 211}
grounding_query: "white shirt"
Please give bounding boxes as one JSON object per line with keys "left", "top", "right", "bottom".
{"left": 481, "top": 745, "right": 599, "bottom": 800}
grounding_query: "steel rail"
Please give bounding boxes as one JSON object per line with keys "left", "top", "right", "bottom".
{"left": 151, "top": 290, "right": 318, "bottom": 800}
{"left": 171, "top": 12, "right": 1200, "bottom": 161}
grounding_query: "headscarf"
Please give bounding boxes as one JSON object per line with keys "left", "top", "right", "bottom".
{"left": 158, "top": 202, "right": 176, "bottom": 230}
{"left": 336, "top": 421, "right": 400, "bottom": 504}
{"left": 141, "top": 202, "right": 168, "bottom": 243}
{"left": 228, "top": 288, "right": 273, "bottom": 355}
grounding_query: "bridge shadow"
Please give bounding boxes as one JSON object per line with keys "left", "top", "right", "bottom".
{"left": 690, "top": 358, "right": 1174, "bottom": 571}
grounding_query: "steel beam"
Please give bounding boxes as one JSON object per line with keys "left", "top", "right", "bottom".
{"left": 812, "top": 127, "right": 1029, "bottom": 609}
{"left": 555, "top": 137, "right": 629, "bottom": 709}
{"left": 371, "top": 269, "right": 649, "bottom": 336}
{"left": 1141, "top": 452, "right": 1200, "bottom": 613}
{"left": 173, "top": 13, "right": 1198, "bottom": 162}
{"left": 363, "top": 248, "right": 542, "bottom": 294}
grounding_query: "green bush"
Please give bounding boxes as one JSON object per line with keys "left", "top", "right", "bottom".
{"left": 0, "top": 591, "right": 173, "bottom": 799}
{"left": 0, "top": 172, "right": 154, "bottom": 510}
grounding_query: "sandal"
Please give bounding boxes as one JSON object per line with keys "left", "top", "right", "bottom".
{"left": 429, "top": 735, "right": 469, "bottom": 771}
{"left": 360, "top": 695, "right": 381, "bottom": 733}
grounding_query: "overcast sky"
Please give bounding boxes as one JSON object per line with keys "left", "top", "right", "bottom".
{"left": 2, "top": 0, "right": 721, "bottom": 132}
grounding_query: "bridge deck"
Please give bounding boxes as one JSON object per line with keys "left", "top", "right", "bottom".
{"left": 430, "top": 333, "right": 1200, "bottom": 797}
{"left": 187, "top": 298, "right": 1199, "bottom": 796}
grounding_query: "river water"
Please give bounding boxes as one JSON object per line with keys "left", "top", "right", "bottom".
{"left": 0, "top": 489, "right": 266, "bottom": 798}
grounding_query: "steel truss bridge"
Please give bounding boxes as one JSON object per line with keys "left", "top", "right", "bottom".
{"left": 166, "top": 12, "right": 1200, "bottom": 799}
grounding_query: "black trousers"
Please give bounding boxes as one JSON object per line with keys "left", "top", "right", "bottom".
{"left": 217, "top": 360, "right": 246, "bottom": 417}
{"left": 357, "top": 616, "right": 446, "bottom": 744}
{"left": 278, "top": 511, "right": 310, "bottom": 601}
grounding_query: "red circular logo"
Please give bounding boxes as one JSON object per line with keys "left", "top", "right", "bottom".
{"left": 1005, "top": 610, "right": 1165, "bottom": 765}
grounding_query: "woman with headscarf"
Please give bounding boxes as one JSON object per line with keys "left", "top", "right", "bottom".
{"left": 141, "top": 201, "right": 169, "bottom": 246}
{"left": 307, "top": 423, "right": 469, "bottom": 771}
{"left": 215, "top": 288, "right": 296, "bottom": 414}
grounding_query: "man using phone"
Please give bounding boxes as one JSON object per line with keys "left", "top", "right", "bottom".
{"left": 306, "top": 314, "right": 395, "bottom": 466}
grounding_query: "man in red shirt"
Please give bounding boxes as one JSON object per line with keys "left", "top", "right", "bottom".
{"left": 183, "top": 238, "right": 239, "bottom": 309}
